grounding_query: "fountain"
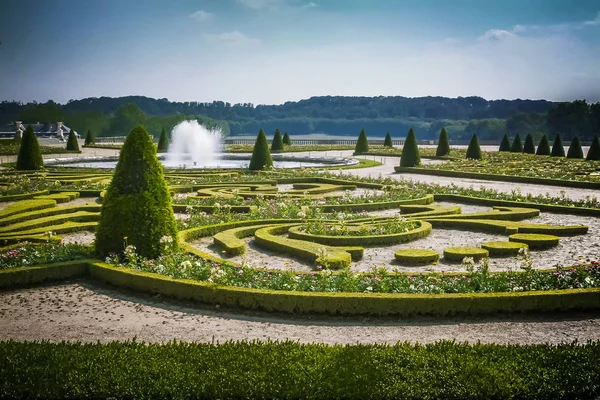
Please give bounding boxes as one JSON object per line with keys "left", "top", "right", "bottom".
{"left": 164, "top": 120, "right": 223, "bottom": 168}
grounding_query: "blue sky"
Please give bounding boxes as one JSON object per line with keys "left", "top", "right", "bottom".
{"left": 1, "top": 0, "right": 599, "bottom": 104}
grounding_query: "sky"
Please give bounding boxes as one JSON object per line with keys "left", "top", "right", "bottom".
{"left": 0, "top": 0, "right": 599, "bottom": 105}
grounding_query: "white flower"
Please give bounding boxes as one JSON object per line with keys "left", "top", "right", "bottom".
{"left": 160, "top": 235, "right": 173, "bottom": 244}
{"left": 180, "top": 260, "right": 192, "bottom": 270}
{"left": 297, "top": 211, "right": 307, "bottom": 218}
{"left": 365, "top": 286, "right": 373, "bottom": 292}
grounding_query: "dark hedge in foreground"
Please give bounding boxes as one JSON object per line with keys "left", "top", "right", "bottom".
{"left": 0, "top": 340, "right": 598, "bottom": 399}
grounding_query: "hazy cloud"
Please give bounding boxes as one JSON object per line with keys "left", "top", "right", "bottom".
{"left": 301, "top": 2, "right": 318, "bottom": 9}
{"left": 478, "top": 29, "right": 516, "bottom": 41}
{"left": 204, "top": 31, "right": 260, "bottom": 45}
{"left": 512, "top": 11, "right": 600, "bottom": 33}
{"left": 190, "top": 10, "right": 213, "bottom": 22}
{"left": 236, "top": 0, "right": 282, "bottom": 10}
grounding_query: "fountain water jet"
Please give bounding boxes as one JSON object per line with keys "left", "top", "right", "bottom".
{"left": 164, "top": 120, "right": 223, "bottom": 168}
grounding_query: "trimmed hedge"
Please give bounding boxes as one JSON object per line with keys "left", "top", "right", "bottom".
{"left": 436, "top": 127, "right": 450, "bottom": 156}
{"left": 523, "top": 133, "right": 535, "bottom": 154}
{"left": 421, "top": 206, "right": 540, "bottom": 222}
{"left": 465, "top": 133, "right": 482, "bottom": 160}
{"left": 16, "top": 125, "right": 44, "bottom": 170}
{"left": 426, "top": 218, "right": 587, "bottom": 236}
{"left": 34, "top": 191, "right": 80, "bottom": 203}
{"left": 66, "top": 129, "right": 80, "bottom": 152}
{"left": 0, "top": 190, "right": 51, "bottom": 203}
{"left": 399, "top": 128, "right": 420, "bottom": 167}
{"left": 394, "top": 249, "right": 440, "bottom": 264}
{"left": 551, "top": 133, "right": 565, "bottom": 157}
{"left": 481, "top": 241, "right": 529, "bottom": 257}
{"left": 444, "top": 246, "right": 489, "bottom": 261}
{"left": 0, "top": 199, "right": 56, "bottom": 220}
{"left": 84, "top": 129, "right": 94, "bottom": 146}
{"left": 0, "top": 260, "right": 89, "bottom": 289}
{"left": 499, "top": 134, "right": 511, "bottom": 152}
{"left": 0, "top": 210, "right": 99, "bottom": 235}
{"left": 510, "top": 133, "right": 523, "bottom": 153}
{"left": 509, "top": 233, "right": 560, "bottom": 249}
{"left": 354, "top": 128, "right": 369, "bottom": 154}
{"left": 0, "top": 204, "right": 100, "bottom": 227}
{"left": 587, "top": 134, "right": 600, "bottom": 161}
{"left": 287, "top": 221, "right": 432, "bottom": 247}
{"left": 567, "top": 136, "right": 584, "bottom": 159}
{"left": 213, "top": 224, "right": 273, "bottom": 255}
{"left": 282, "top": 131, "right": 292, "bottom": 145}
{"left": 157, "top": 126, "right": 169, "bottom": 153}
{"left": 536, "top": 134, "right": 551, "bottom": 156}
{"left": 322, "top": 194, "right": 434, "bottom": 212}
{"left": 249, "top": 129, "right": 273, "bottom": 170}
{"left": 383, "top": 132, "right": 393, "bottom": 147}
{"left": 271, "top": 128, "right": 284, "bottom": 152}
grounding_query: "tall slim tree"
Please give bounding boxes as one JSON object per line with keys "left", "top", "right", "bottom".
{"left": 383, "top": 132, "right": 393, "bottom": 147}
{"left": 587, "top": 134, "right": 600, "bottom": 161}
{"left": 436, "top": 127, "right": 450, "bottom": 157}
{"left": 551, "top": 134, "right": 565, "bottom": 157}
{"left": 499, "top": 134, "right": 511, "bottom": 152}
{"left": 66, "top": 129, "right": 80, "bottom": 152}
{"left": 249, "top": 129, "right": 273, "bottom": 170}
{"left": 399, "top": 128, "right": 421, "bottom": 167}
{"left": 566, "top": 136, "right": 584, "bottom": 159}
{"left": 282, "top": 131, "right": 292, "bottom": 145}
{"left": 271, "top": 129, "right": 284, "bottom": 152}
{"left": 536, "top": 134, "right": 551, "bottom": 156}
{"left": 466, "top": 133, "right": 482, "bottom": 160}
{"left": 95, "top": 125, "right": 178, "bottom": 258}
{"left": 510, "top": 133, "right": 523, "bottom": 153}
{"left": 354, "top": 128, "right": 369, "bottom": 154}
{"left": 523, "top": 134, "right": 536, "bottom": 154}
{"left": 84, "top": 129, "right": 95, "bottom": 146}
{"left": 16, "top": 125, "right": 44, "bottom": 170}
{"left": 157, "top": 126, "right": 169, "bottom": 153}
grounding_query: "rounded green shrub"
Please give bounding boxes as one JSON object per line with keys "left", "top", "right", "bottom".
{"left": 249, "top": 129, "right": 273, "bottom": 171}
{"left": 95, "top": 125, "right": 178, "bottom": 259}
{"left": 394, "top": 249, "right": 439, "bottom": 264}
{"left": 283, "top": 131, "right": 292, "bottom": 145}
{"left": 400, "top": 128, "right": 421, "bottom": 167}
{"left": 508, "top": 233, "right": 559, "bottom": 249}
{"left": 16, "top": 125, "right": 44, "bottom": 171}
{"left": 523, "top": 134, "right": 535, "bottom": 154}
{"left": 157, "top": 126, "right": 169, "bottom": 153}
{"left": 551, "top": 134, "right": 565, "bottom": 157}
{"left": 481, "top": 241, "right": 528, "bottom": 257}
{"left": 536, "top": 134, "right": 551, "bottom": 156}
{"left": 354, "top": 128, "right": 369, "bottom": 154}
{"left": 444, "top": 246, "right": 489, "bottom": 261}
{"left": 499, "top": 134, "right": 511, "bottom": 152}
{"left": 566, "top": 136, "right": 584, "bottom": 159}
{"left": 84, "top": 129, "right": 94, "bottom": 146}
{"left": 510, "top": 133, "right": 523, "bottom": 153}
{"left": 465, "top": 133, "right": 482, "bottom": 160}
{"left": 436, "top": 128, "right": 450, "bottom": 157}
{"left": 66, "top": 129, "right": 80, "bottom": 152}
{"left": 587, "top": 134, "right": 600, "bottom": 161}
{"left": 384, "top": 132, "right": 393, "bottom": 148}
{"left": 271, "top": 129, "right": 284, "bottom": 153}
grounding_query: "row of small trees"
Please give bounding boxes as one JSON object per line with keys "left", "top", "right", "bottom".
{"left": 15, "top": 125, "right": 82, "bottom": 170}
{"left": 499, "top": 132, "right": 600, "bottom": 160}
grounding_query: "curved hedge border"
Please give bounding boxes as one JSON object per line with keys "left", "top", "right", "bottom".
{"left": 481, "top": 241, "right": 529, "bottom": 257}
{"left": 444, "top": 247, "right": 489, "bottom": 261}
{"left": 426, "top": 218, "right": 588, "bottom": 236}
{"left": 0, "top": 190, "right": 50, "bottom": 203}
{"left": 213, "top": 224, "right": 274, "bottom": 255}
{"left": 0, "top": 199, "right": 56, "bottom": 220}
{"left": 395, "top": 166, "right": 600, "bottom": 189}
{"left": 422, "top": 206, "right": 540, "bottom": 221}
{"left": 287, "top": 221, "right": 432, "bottom": 246}
{"left": 394, "top": 249, "right": 440, "bottom": 264}
{"left": 509, "top": 233, "right": 560, "bottom": 249}
{"left": 322, "top": 194, "right": 434, "bottom": 212}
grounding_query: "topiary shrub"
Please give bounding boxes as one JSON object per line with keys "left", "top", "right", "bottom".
{"left": 249, "top": 129, "right": 273, "bottom": 171}
{"left": 587, "top": 134, "right": 600, "bottom": 161}
{"left": 282, "top": 131, "right": 292, "bottom": 145}
{"left": 157, "top": 126, "right": 169, "bottom": 153}
{"left": 536, "top": 134, "right": 551, "bottom": 156}
{"left": 436, "top": 127, "right": 450, "bottom": 157}
{"left": 551, "top": 134, "right": 565, "bottom": 157}
{"left": 95, "top": 125, "right": 178, "bottom": 259}
{"left": 510, "top": 133, "right": 523, "bottom": 153}
{"left": 508, "top": 233, "right": 559, "bottom": 249}
{"left": 443, "top": 246, "right": 488, "bottom": 261}
{"left": 354, "top": 128, "right": 369, "bottom": 154}
{"left": 394, "top": 249, "right": 439, "bottom": 264}
{"left": 481, "top": 241, "right": 528, "bottom": 257}
{"left": 400, "top": 128, "right": 421, "bottom": 167}
{"left": 465, "top": 133, "right": 482, "bottom": 160}
{"left": 66, "top": 129, "right": 80, "bottom": 152}
{"left": 271, "top": 129, "right": 284, "bottom": 153}
{"left": 84, "top": 129, "right": 95, "bottom": 146}
{"left": 499, "top": 134, "right": 511, "bottom": 152}
{"left": 16, "top": 125, "right": 44, "bottom": 171}
{"left": 566, "top": 136, "right": 583, "bottom": 159}
{"left": 384, "top": 132, "right": 393, "bottom": 147}
{"left": 523, "top": 134, "right": 535, "bottom": 154}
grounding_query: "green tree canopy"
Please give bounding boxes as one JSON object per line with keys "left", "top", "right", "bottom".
{"left": 157, "top": 126, "right": 169, "bottom": 153}
{"left": 551, "top": 134, "right": 565, "bottom": 157}
{"left": 586, "top": 134, "right": 600, "bottom": 161}
{"left": 435, "top": 127, "right": 450, "bottom": 156}
{"left": 510, "top": 133, "right": 523, "bottom": 153}
{"left": 499, "top": 134, "right": 511, "bottom": 152}
{"left": 523, "top": 134, "right": 535, "bottom": 154}
{"left": 66, "top": 129, "right": 80, "bottom": 152}
{"left": 282, "top": 131, "right": 292, "bottom": 145}
{"left": 354, "top": 128, "right": 369, "bottom": 154}
{"left": 249, "top": 129, "right": 273, "bottom": 170}
{"left": 400, "top": 128, "right": 421, "bottom": 167}
{"left": 271, "top": 129, "right": 284, "bottom": 152}
{"left": 16, "top": 125, "right": 44, "bottom": 170}
{"left": 566, "top": 136, "right": 583, "bottom": 159}
{"left": 95, "top": 125, "right": 178, "bottom": 259}
{"left": 84, "top": 129, "right": 95, "bottom": 146}
{"left": 384, "top": 132, "right": 393, "bottom": 147}
{"left": 536, "top": 134, "right": 551, "bottom": 156}
{"left": 466, "top": 133, "right": 482, "bottom": 160}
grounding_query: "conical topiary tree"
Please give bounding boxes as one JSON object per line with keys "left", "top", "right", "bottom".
{"left": 523, "top": 134, "right": 535, "bottom": 154}
{"left": 587, "top": 134, "right": 600, "bottom": 161}
{"left": 16, "top": 125, "right": 44, "bottom": 170}
{"left": 536, "top": 134, "right": 551, "bottom": 156}
{"left": 499, "top": 134, "right": 511, "bottom": 152}
{"left": 466, "top": 133, "right": 482, "bottom": 160}
{"left": 566, "top": 136, "right": 584, "bottom": 159}
{"left": 249, "top": 129, "right": 273, "bottom": 170}
{"left": 551, "top": 134, "right": 565, "bottom": 157}
{"left": 510, "top": 133, "right": 523, "bottom": 153}
{"left": 66, "top": 129, "right": 80, "bottom": 152}
{"left": 157, "top": 126, "right": 169, "bottom": 153}
{"left": 283, "top": 131, "right": 292, "bottom": 145}
{"left": 384, "top": 132, "right": 393, "bottom": 147}
{"left": 436, "top": 127, "right": 450, "bottom": 157}
{"left": 354, "top": 128, "right": 369, "bottom": 154}
{"left": 95, "top": 125, "right": 178, "bottom": 259}
{"left": 271, "top": 129, "right": 284, "bottom": 153}
{"left": 84, "top": 129, "right": 95, "bottom": 146}
{"left": 399, "top": 128, "right": 421, "bottom": 167}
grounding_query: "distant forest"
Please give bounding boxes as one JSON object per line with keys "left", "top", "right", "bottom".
{"left": 1, "top": 96, "right": 599, "bottom": 141}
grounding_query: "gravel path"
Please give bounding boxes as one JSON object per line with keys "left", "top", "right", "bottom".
{"left": 1, "top": 282, "right": 599, "bottom": 345}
